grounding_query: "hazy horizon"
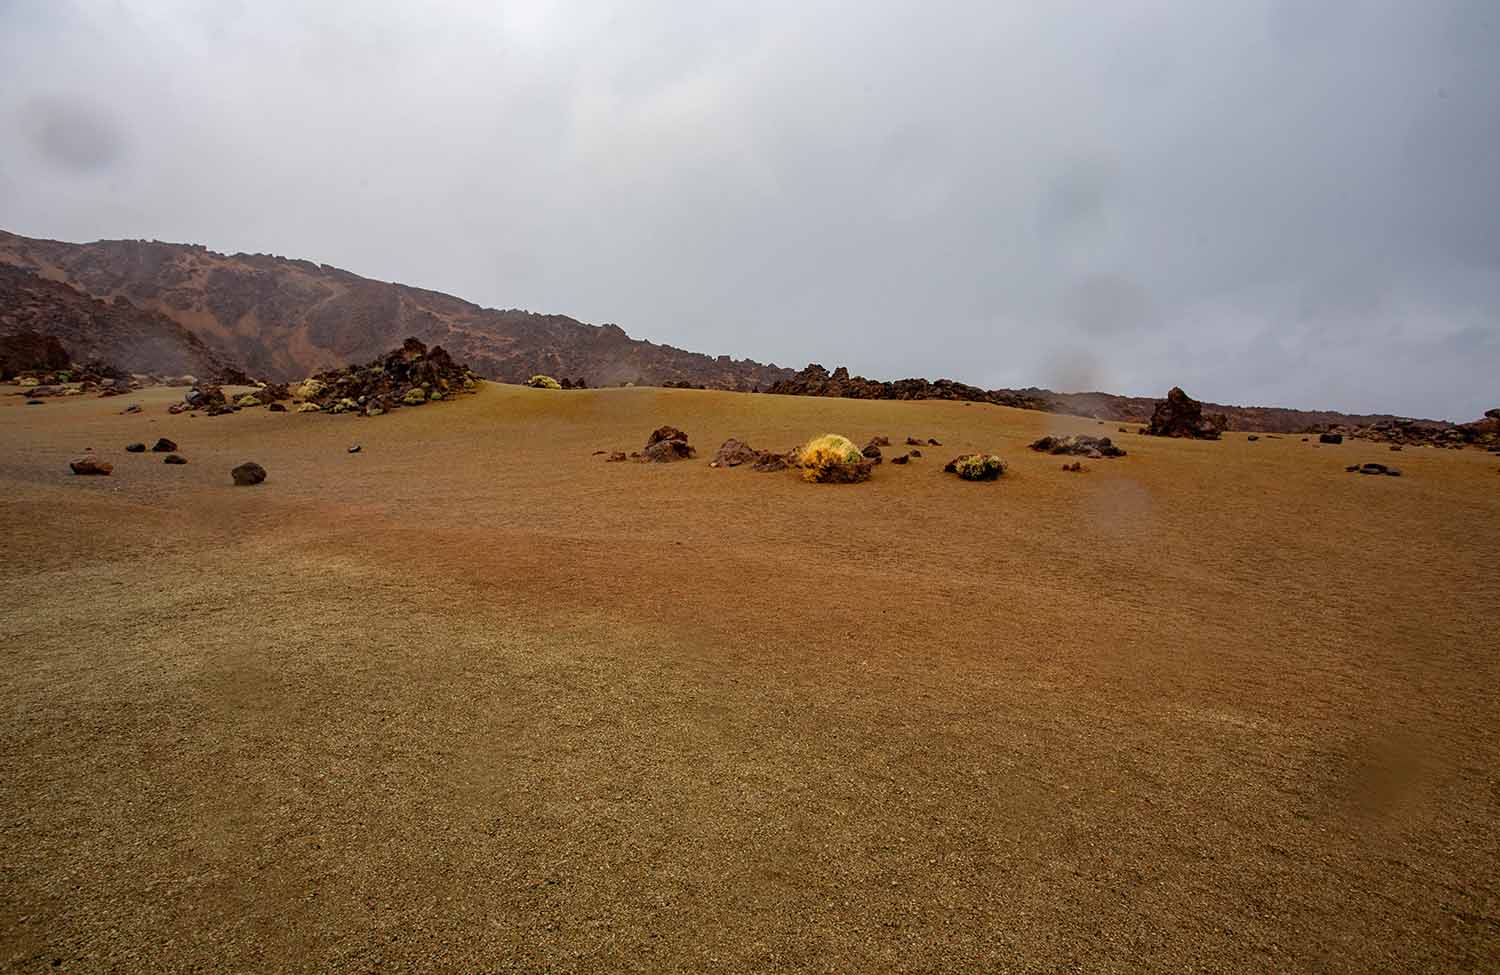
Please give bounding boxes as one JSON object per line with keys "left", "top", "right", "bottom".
{"left": 3, "top": 1, "right": 1497, "bottom": 420}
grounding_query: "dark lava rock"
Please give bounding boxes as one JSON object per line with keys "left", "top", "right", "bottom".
{"left": 1350, "top": 462, "right": 1401, "bottom": 477}
{"left": 750, "top": 453, "right": 789, "bottom": 472}
{"left": 163, "top": 454, "right": 187, "bottom": 465}
{"left": 861, "top": 440, "right": 883, "bottom": 464}
{"left": 120, "top": 403, "right": 142, "bottom": 415}
{"left": 1028, "top": 434, "right": 1125, "bottom": 458}
{"left": 1247, "top": 435, "right": 1260, "bottom": 442}
{"left": 641, "top": 426, "right": 695, "bottom": 462}
{"left": 868, "top": 436, "right": 891, "bottom": 447}
{"left": 605, "top": 451, "right": 628, "bottom": 463}
{"left": 1062, "top": 461, "right": 1085, "bottom": 472}
{"left": 69, "top": 458, "right": 112, "bottom": 475}
{"left": 151, "top": 438, "right": 178, "bottom": 452}
{"left": 300, "top": 337, "right": 477, "bottom": 416}
{"left": 928, "top": 438, "right": 942, "bottom": 446}
{"left": 25, "top": 399, "right": 44, "bottom": 405}
{"left": 231, "top": 462, "right": 266, "bottom": 486}
{"left": 1146, "top": 387, "right": 1227, "bottom": 439}
{"left": 890, "top": 454, "right": 910, "bottom": 465}
{"left": 267, "top": 402, "right": 287, "bottom": 413}
{"left": 905, "top": 437, "right": 923, "bottom": 446}
{"left": 348, "top": 445, "right": 362, "bottom": 454}
{"left": 1320, "top": 433, "right": 1344, "bottom": 445}
{"left": 712, "top": 438, "right": 761, "bottom": 467}
{"left": 807, "top": 459, "right": 874, "bottom": 483}
{"left": 909, "top": 449, "right": 922, "bottom": 458}
{"left": 125, "top": 443, "right": 146, "bottom": 453}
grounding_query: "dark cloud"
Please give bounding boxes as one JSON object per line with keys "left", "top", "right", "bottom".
{"left": 1, "top": 0, "right": 1495, "bottom": 419}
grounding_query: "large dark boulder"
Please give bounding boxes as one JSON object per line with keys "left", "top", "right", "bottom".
{"left": 1146, "top": 387, "right": 1227, "bottom": 439}
{"left": 641, "top": 426, "right": 695, "bottom": 462}
{"left": 712, "top": 438, "right": 760, "bottom": 467}
{"left": 1028, "top": 434, "right": 1125, "bottom": 458}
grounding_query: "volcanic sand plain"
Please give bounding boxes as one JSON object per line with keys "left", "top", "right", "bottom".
{"left": 1, "top": 383, "right": 1497, "bottom": 974}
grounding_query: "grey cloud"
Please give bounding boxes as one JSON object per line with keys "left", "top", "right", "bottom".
{"left": 1, "top": 0, "right": 1496, "bottom": 419}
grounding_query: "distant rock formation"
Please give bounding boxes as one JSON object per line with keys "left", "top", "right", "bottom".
{"left": 0, "top": 230, "right": 793, "bottom": 390}
{"left": 1146, "top": 387, "right": 1228, "bottom": 440}
{"left": 764, "top": 364, "right": 1047, "bottom": 410}
{"left": 0, "top": 263, "right": 247, "bottom": 381}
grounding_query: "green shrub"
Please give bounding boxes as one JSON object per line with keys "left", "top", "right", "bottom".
{"left": 527, "top": 375, "right": 562, "bottom": 389}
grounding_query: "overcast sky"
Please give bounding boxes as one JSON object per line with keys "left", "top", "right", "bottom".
{"left": 2, "top": 1, "right": 1496, "bottom": 418}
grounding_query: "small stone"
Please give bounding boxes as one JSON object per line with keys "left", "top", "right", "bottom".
{"left": 348, "top": 445, "right": 362, "bottom": 454}
{"left": 151, "top": 438, "right": 178, "bottom": 453}
{"left": 69, "top": 458, "right": 112, "bottom": 475}
{"left": 231, "top": 462, "right": 267, "bottom": 486}
{"left": 125, "top": 443, "right": 146, "bottom": 453}
{"left": 163, "top": 454, "right": 187, "bottom": 465}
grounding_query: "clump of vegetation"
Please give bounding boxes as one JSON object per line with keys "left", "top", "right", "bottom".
{"left": 945, "top": 453, "right": 1006, "bottom": 481}
{"left": 527, "top": 375, "right": 562, "bottom": 389}
{"left": 798, "top": 434, "right": 872, "bottom": 483}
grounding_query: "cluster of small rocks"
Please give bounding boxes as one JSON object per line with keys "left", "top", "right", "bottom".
{"left": 1028, "top": 434, "right": 1126, "bottom": 458}
{"left": 293, "top": 338, "right": 477, "bottom": 417}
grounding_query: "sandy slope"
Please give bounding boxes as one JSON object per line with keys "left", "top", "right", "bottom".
{"left": 1, "top": 384, "right": 1497, "bottom": 974}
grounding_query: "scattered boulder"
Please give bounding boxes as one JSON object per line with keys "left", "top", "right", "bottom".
{"left": 890, "top": 454, "right": 910, "bottom": 465}
{"left": 868, "top": 436, "right": 891, "bottom": 447}
{"left": 798, "top": 434, "right": 872, "bottom": 483}
{"left": 1062, "top": 461, "right": 1086, "bottom": 472}
{"left": 163, "top": 454, "right": 187, "bottom": 465}
{"left": 861, "top": 439, "right": 884, "bottom": 464}
{"left": 151, "top": 438, "right": 178, "bottom": 453}
{"left": 605, "top": 451, "right": 628, "bottom": 463}
{"left": 1389, "top": 445, "right": 1402, "bottom": 451}
{"left": 1146, "top": 387, "right": 1227, "bottom": 439}
{"left": 905, "top": 437, "right": 923, "bottom": 446}
{"left": 1247, "top": 435, "right": 1260, "bottom": 442}
{"left": 928, "top": 438, "right": 942, "bottom": 446}
{"left": 120, "top": 403, "right": 142, "bottom": 415}
{"left": 1348, "top": 462, "right": 1401, "bottom": 477}
{"left": 712, "top": 438, "right": 761, "bottom": 467}
{"left": 268, "top": 402, "right": 287, "bottom": 412}
{"left": 125, "top": 442, "right": 146, "bottom": 453}
{"left": 750, "top": 453, "right": 789, "bottom": 473}
{"left": 231, "top": 462, "right": 267, "bottom": 486}
{"left": 641, "top": 426, "right": 695, "bottom": 462}
{"left": 1028, "top": 434, "right": 1125, "bottom": 458}
{"left": 185, "top": 385, "right": 227, "bottom": 410}
{"left": 909, "top": 448, "right": 923, "bottom": 458}
{"left": 944, "top": 454, "right": 1007, "bottom": 481}
{"left": 1319, "top": 433, "right": 1344, "bottom": 445}
{"left": 69, "top": 458, "right": 112, "bottom": 476}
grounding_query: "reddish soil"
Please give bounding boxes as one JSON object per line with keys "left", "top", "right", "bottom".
{"left": 1, "top": 385, "right": 1496, "bottom": 973}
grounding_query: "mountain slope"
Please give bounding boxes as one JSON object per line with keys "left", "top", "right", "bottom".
{"left": 0, "top": 230, "right": 793, "bottom": 388}
{"left": 0, "top": 263, "right": 246, "bottom": 380}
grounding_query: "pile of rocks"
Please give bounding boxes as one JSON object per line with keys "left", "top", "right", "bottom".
{"left": 1028, "top": 434, "right": 1126, "bottom": 458}
{"left": 641, "top": 426, "right": 696, "bottom": 462}
{"left": 294, "top": 338, "right": 478, "bottom": 417}
{"left": 1146, "top": 387, "right": 1227, "bottom": 440}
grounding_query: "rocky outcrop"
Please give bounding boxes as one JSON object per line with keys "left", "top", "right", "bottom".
{"left": 1146, "top": 388, "right": 1227, "bottom": 440}
{"left": 298, "top": 338, "right": 476, "bottom": 417}
{"left": 641, "top": 426, "right": 695, "bottom": 462}
{"left": 0, "top": 330, "right": 69, "bottom": 378}
{"left": 764, "top": 364, "right": 1046, "bottom": 410}
{"left": 711, "top": 439, "right": 761, "bottom": 467}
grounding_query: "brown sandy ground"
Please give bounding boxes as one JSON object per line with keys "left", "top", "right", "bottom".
{"left": 1, "top": 384, "right": 1497, "bottom": 974}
